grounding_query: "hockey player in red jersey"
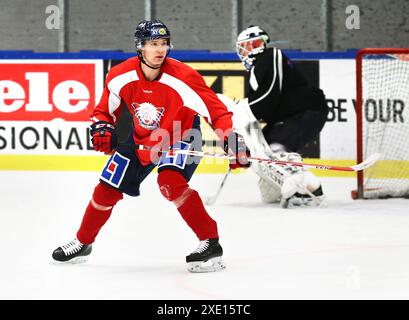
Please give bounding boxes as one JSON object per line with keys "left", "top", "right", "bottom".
{"left": 51, "top": 20, "right": 250, "bottom": 272}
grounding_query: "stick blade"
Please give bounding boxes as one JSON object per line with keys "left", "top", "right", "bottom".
{"left": 204, "top": 195, "right": 217, "bottom": 206}
{"left": 351, "top": 153, "right": 382, "bottom": 171}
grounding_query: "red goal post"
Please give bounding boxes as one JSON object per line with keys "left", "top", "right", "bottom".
{"left": 354, "top": 48, "right": 409, "bottom": 199}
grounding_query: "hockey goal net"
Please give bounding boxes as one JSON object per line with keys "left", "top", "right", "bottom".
{"left": 353, "top": 48, "right": 409, "bottom": 199}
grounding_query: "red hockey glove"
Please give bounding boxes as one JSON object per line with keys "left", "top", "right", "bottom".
{"left": 90, "top": 121, "right": 117, "bottom": 154}
{"left": 223, "top": 132, "right": 251, "bottom": 170}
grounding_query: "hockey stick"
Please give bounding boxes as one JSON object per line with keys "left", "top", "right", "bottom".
{"left": 204, "top": 167, "right": 232, "bottom": 206}
{"left": 123, "top": 144, "right": 381, "bottom": 172}
{"left": 249, "top": 152, "right": 382, "bottom": 172}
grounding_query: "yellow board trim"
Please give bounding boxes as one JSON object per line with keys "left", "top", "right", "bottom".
{"left": 364, "top": 160, "right": 409, "bottom": 179}
{"left": 0, "top": 155, "right": 229, "bottom": 174}
{"left": 308, "top": 159, "right": 357, "bottom": 178}
{"left": 0, "top": 156, "right": 407, "bottom": 179}
{"left": 0, "top": 155, "right": 110, "bottom": 172}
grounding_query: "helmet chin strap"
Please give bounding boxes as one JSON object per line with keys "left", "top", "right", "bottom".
{"left": 140, "top": 57, "right": 162, "bottom": 69}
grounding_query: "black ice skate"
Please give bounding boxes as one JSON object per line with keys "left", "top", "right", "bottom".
{"left": 52, "top": 238, "right": 92, "bottom": 264}
{"left": 186, "top": 238, "right": 226, "bottom": 273}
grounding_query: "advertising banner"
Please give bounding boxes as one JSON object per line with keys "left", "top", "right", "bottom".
{"left": 0, "top": 60, "right": 103, "bottom": 158}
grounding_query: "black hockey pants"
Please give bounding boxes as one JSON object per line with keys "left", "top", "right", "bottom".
{"left": 262, "top": 108, "right": 329, "bottom": 152}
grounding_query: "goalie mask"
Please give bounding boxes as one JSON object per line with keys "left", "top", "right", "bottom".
{"left": 134, "top": 19, "right": 172, "bottom": 59}
{"left": 236, "top": 25, "right": 270, "bottom": 70}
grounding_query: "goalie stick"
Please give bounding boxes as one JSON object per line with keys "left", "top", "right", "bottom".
{"left": 119, "top": 143, "right": 381, "bottom": 172}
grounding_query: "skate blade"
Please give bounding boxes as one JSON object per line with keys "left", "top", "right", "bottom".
{"left": 50, "top": 256, "right": 89, "bottom": 265}
{"left": 187, "top": 257, "right": 226, "bottom": 273}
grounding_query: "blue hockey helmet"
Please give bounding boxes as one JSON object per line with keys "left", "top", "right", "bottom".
{"left": 134, "top": 19, "right": 172, "bottom": 57}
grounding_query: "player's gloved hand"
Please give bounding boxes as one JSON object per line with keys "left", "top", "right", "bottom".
{"left": 223, "top": 131, "right": 251, "bottom": 170}
{"left": 90, "top": 121, "right": 117, "bottom": 154}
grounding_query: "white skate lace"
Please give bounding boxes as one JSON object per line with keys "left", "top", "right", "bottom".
{"left": 192, "top": 240, "right": 210, "bottom": 254}
{"left": 61, "top": 238, "right": 83, "bottom": 256}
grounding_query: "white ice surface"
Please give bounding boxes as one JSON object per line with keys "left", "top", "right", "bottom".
{"left": 0, "top": 170, "right": 408, "bottom": 300}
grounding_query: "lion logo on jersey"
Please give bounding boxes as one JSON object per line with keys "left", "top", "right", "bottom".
{"left": 132, "top": 102, "right": 165, "bottom": 130}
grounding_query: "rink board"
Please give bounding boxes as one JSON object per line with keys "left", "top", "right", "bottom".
{"left": 1, "top": 51, "right": 406, "bottom": 176}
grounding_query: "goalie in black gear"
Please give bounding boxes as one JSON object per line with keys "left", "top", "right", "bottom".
{"left": 231, "top": 25, "right": 329, "bottom": 207}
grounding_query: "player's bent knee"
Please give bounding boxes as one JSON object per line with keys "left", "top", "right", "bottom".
{"left": 92, "top": 182, "right": 124, "bottom": 209}
{"left": 157, "top": 170, "right": 192, "bottom": 207}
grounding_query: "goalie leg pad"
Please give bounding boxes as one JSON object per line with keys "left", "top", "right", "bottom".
{"left": 280, "top": 171, "right": 325, "bottom": 208}
{"left": 258, "top": 178, "right": 282, "bottom": 203}
{"left": 281, "top": 185, "right": 325, "bottom": 208}
{"left": 281, "top": 171, "right": 321, "bottom": 199}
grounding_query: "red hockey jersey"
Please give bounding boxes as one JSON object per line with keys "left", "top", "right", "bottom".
{"left": 91, "top": 56, "right": 233, "bottom": 165}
